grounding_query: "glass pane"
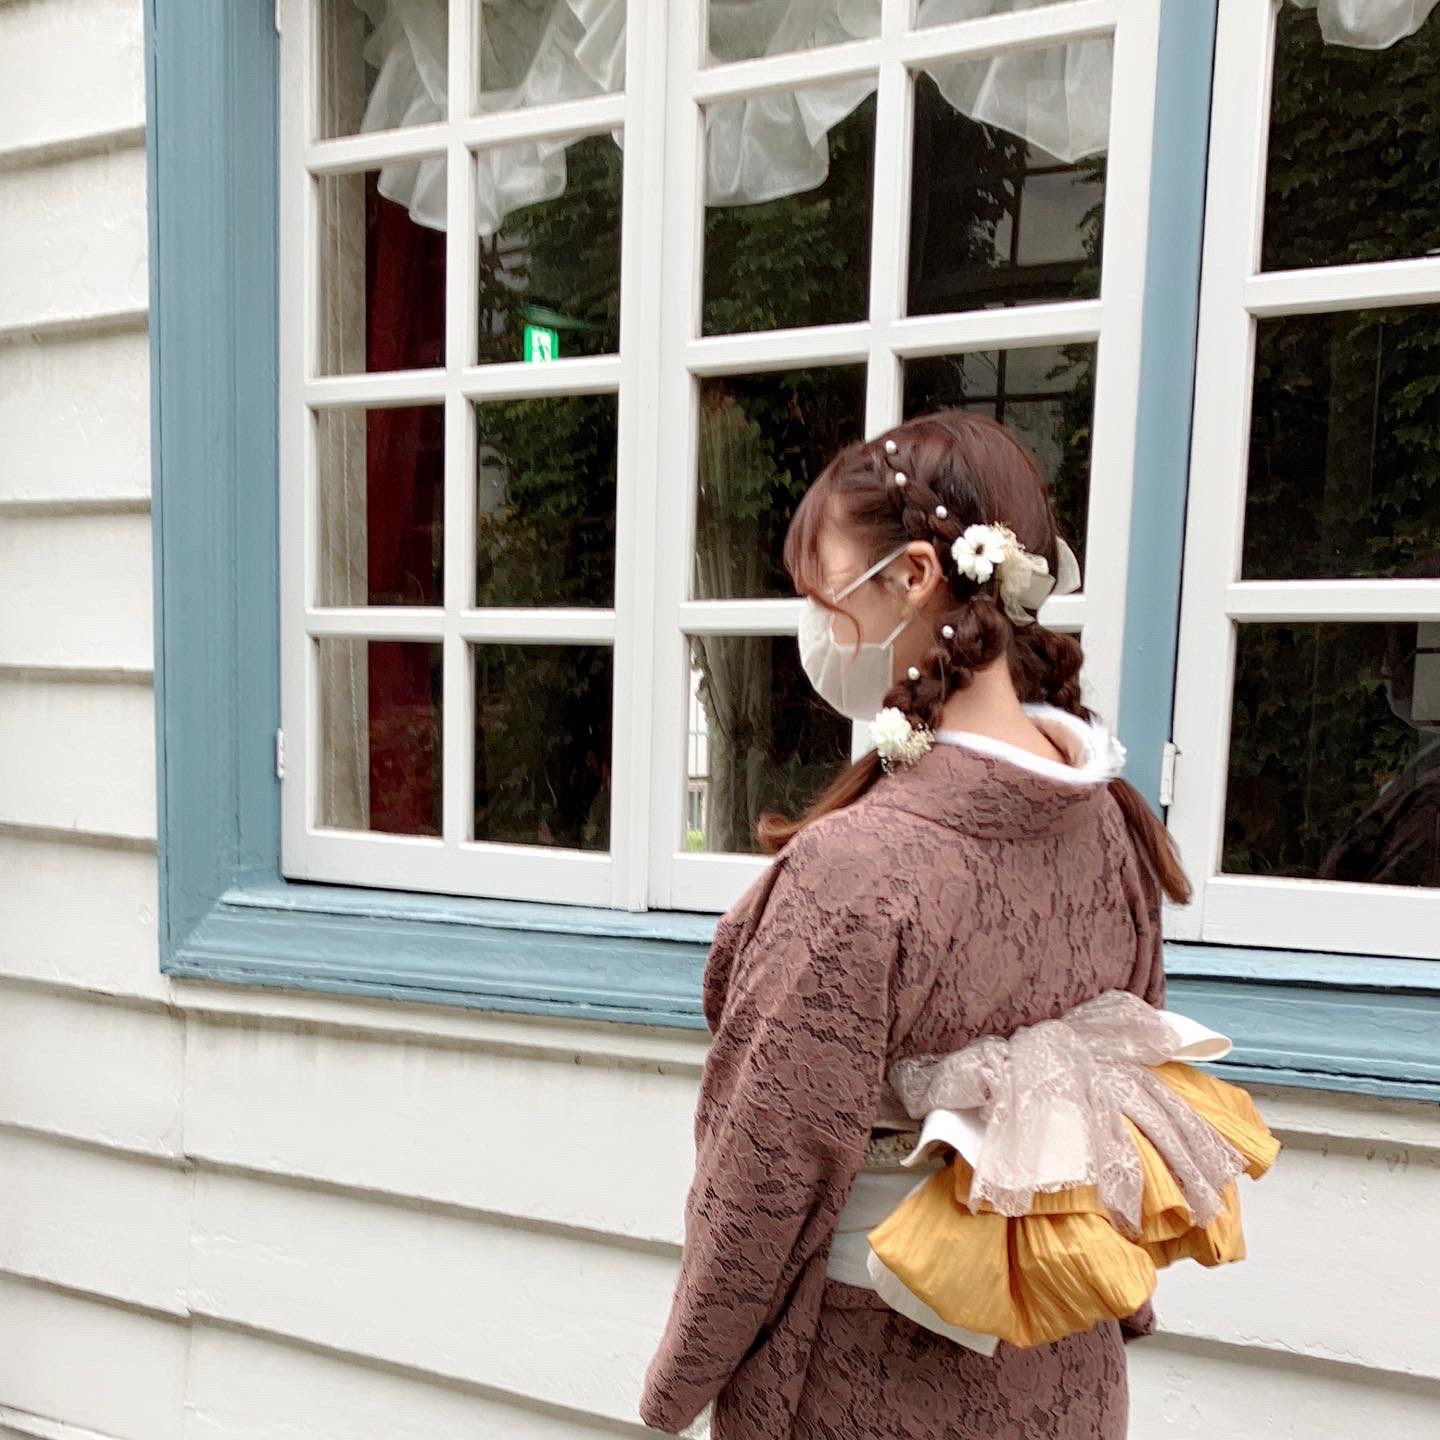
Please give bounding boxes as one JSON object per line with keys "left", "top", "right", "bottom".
{"left": 1263, "top": 7, "right": 1440, "bottom": 270}
{"left": 317, "top": 639, "right": 443, "bottom": 836}
{"left": 474, "top": 643, "right": 613, "bottom": 849}
{"left": 1224, "top": 622, "right": 1440, "bottom": 888}
{"left": 475, "top": 395, "right": 617, "bottom": 606}
{"left": 908, "top": 68, "right": 1106, "bottom": 315}
{"left": 702, "top": 87, "right": 875, "bottom": 335}
{"left": 914, "top": 0, "right": 1069, "bottom": 29}
{"left": 694, "top": 366, "right": 867, "bottom": 600}
{"left": 316, "top": 0, "right": 449, "bottom": 142}
{"left": 475, "top": 0, "right": 625, "bottom": 112}
{"left": 317, "top": 405, "right": 444, "bottom": 608}
{"left": 318, "top": 168, "right": 446, "bottom": 377}
{"left": 706, "top": 0, "right": 879, "bottom": 61}
{"left": 902, "top": 344, "right": 1093, "bottom": 572}
{"left": 686, "top": 635, "right": 853, "bottom": 854}
{"left": 1243, "top": 309, "right": 1440, "bottom": 582}
{"left": 476, "top": 133, "right": 623, "bottom": 364}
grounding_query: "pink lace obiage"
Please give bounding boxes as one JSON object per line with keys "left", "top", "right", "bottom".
{"left": 640, "top": 709, "right": 1164, "bottom": 1440}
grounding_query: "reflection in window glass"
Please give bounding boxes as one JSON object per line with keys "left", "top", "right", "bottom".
{"left": 903, "top": 345, "right": 1093, "bottom": 571}
{"left": 693, "top": 367, "right": 867, "bottom": 600}
{"left": 474, "top": 644, "right": 613, "bottom": 850}
{"left": 914, "top": 0, "right": 1067, "bottom": 29}
{"left": 318, "top": 169, "right": 447, "bottom": 377}
{"left": 1225, "top": 622, "right": 1440, "bottom": 889}
{"left": 318, "top": 639, "right": 443, "bottom": 836}
{"left": 476, "top": 134, "right": 622, "bottom": 364}
{"left": 475, "top": 396, "right": 617, "bottom": 607}
{"left": 907, "top": 67, "right": 1106, "bottom": 315}
{"left": 706, "top": 0, "right": 879, "bottom": 62}
{"left": 1263, "top": 8, "right": 1440, "bottom": 271}
{"left": 686, "top": 636, "right": 853, "bottom": 854}
{"left": 316, "top": 0, "right": 449, "bottom": 141}
{"left": 702, "top": 90, "right": 875, "bottom": 335}
{"left": 476, "top": 0, "right": 625, "bottom": 109}
{"left": 317, "top": 405, "right": 444, "bottom": 608}
{"left": 1244, "top": 309, "right": 1440, "bottom": 581}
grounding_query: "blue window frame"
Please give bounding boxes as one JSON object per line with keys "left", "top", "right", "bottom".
{"left": 146, "top": 0, "right": 1440, "bottom": 1098}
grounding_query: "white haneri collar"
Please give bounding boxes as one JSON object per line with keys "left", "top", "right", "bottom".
{"left": 934, "top": 704, "right": 1126, "bottom": 786}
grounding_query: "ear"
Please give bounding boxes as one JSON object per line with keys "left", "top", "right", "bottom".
{"left": 898, "top": 540, "right": 945, "bottom": 611}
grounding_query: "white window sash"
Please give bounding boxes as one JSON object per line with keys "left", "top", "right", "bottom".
{"left": 1166, "top": 0, "right": 1440, "bottom": 958}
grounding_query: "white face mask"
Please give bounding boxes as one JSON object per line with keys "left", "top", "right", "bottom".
{"left": 798, "top": 546, "right": 912, "bottom": 721}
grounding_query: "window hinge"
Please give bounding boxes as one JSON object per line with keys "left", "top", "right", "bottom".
{"left": 275, "top": 728, "right": 286, "bottom": 781}
{"left": 1159, "top": 741, "right": 1178, "bottom": 809}
{"left": 275, "top": 0, "right": 282, "bottom": 36}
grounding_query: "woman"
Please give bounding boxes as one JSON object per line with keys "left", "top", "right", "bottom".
{"left": 640, "top": 412, "right": 1258, "bottom": 1439}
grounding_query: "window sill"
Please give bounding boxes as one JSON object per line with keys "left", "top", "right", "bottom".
{"left": 164, "top": 880, "right": 1440, "bottom": 1103}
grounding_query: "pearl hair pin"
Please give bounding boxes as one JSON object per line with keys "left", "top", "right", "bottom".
{"left": 884, "top": 439, "right": 898, "bottom": 454}
{"left": 907, "top": 666, "right": 921, "bottom": 680}
{"left": 941, "top": 624, "right": 955, "bottom": 639}
{"left": 935, "top": 505, "right": 948, "bottom": 519}
{"left": 893, "top": 472, "right": 907, "bottom": 487}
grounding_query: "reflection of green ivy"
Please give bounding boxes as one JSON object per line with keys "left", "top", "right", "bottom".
{"left": 1223, "top": 14, "right": 1440, "bottom": 881}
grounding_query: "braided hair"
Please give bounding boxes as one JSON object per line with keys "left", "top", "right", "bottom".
{"left": 758, "top": 409, "right": 1190, "bottom": 904}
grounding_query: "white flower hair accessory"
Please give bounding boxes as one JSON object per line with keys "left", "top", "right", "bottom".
{"left": 950, "top": 523, "right": 1080, "bottom": 626}
{"left": 870, "top": 706, "right": 934, "bottom": 773}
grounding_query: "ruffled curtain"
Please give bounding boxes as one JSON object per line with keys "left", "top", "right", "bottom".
{"left": 355, "top": 0, "right": 1112, "bottom": 235}
{"left": 1289, "top": 0, "right": 1439, "bottom": 48}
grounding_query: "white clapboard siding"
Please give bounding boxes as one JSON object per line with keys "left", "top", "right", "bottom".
{"left": 0, "top": 839, "right": 162, "bottom": 1001}
{"left": 1129, "top": 1337, "right": 1440, "bottom": 1440}
{"left": 0, "top": 513, "right": 153, "bottom": 671}
{"left": 183, "top": 1014, "right": 697, "bottom": 1243}
{"left": 0, "top": 146, "right": 147, "bottom": 336}
{"left": 0, "top": 983, "right": 183, "bottom": 1158}
{"left": 0, "top": 330, "right": 150, "bottom": 509}
{"left": 187, "top": 1166, "right": 678, "bottom": 1425}
{"left": 0, "top": 1129, "right": 189, "bottom": 1315}
{"left": 185, "top": 1322, "right": 653, "bottom": 1440}
{"left": 0, "top": 1277, "right": 187, "bottom": 1440}
{"left": 0, "top": 0, "right": 144, "bottom": 159}
{"left": 1147, "top": 1128, "right": 1440, "bottom": 1380}
{"left": 0, "top": 676, "right": 156, "bottom": 840}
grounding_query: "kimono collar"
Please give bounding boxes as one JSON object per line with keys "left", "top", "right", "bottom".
{"left": 873, "top": 705, "right": 1126, "bottom": 840}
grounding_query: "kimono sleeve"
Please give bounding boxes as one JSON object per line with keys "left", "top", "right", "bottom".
{"left": 639, "top": 829, "right": 898, "bottom": 1434}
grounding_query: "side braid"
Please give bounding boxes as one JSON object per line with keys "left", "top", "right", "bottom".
{"left": 876, "top": 444, "right": 1012, "bottom": 731}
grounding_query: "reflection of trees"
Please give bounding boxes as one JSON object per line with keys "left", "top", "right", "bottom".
{"left": 1223, "top": 16, "right": 1440, "bottom": 880}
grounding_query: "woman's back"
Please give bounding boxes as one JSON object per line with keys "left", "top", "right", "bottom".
{"left": 644, "top": 710, "right": 1164, "bottom": 1440}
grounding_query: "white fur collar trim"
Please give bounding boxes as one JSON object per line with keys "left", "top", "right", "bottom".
{"left": 934, "top": 705, "right": 1126, "bottom": 786}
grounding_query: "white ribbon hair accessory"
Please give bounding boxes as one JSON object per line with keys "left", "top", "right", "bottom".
{"left": 950, "top": 524, "right": 1081, "bottom": 626}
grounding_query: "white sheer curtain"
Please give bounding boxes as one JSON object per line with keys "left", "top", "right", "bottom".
{"left": 354, "top": 0, "right": 1112, "bottom": 235}
{"left": 1289, "top": 0, "right": 1438, "bottom": 48}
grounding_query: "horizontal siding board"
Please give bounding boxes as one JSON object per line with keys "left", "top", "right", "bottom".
{"left": 1129, "top": 1336, "right": 1440, "bottom": 1438}
{"left": 0, "top": 676, "right": 156, "bottom": 839}
{"left": 0, "top": 983, "right": 183, "bottom": 1157}
{"left": 183, "top": 1016, "right": 696, "bottom": 1243}
{"left": 1150, "top": 1125, "right": 1440, "bottom": 1380}
{"left": 0, "top": 0, "right": 144, "bottom": 159}
{"left": 0, "top": 330, "right": 150, "bottom": 507}
{"left": 187, "top": 1167, "right": 676, "bottom": 1425}
{"left": 0, "top": 1129, "right": 188, "bottom": 1315}
{"left": 0, "top": 513, "right": 153, "bottom": 670}
{"left": 0, "top": 1276, "right": 187, "bottom": 1440}
{"left": 0, "top": 839, "right": 163, "bottom": 1000}
{"left": 0, "top": 146, "right": 147, "bottom": 334}
{"left": 185, "top": 1323, "right": 653, "bottom": 1440}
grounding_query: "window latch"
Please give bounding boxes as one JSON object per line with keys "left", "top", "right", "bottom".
{"left": 275, "top": 728, "right": 286, "bottom": 781}
{"left": 1159, "top": 741, "right": 1178, "bottom": 809}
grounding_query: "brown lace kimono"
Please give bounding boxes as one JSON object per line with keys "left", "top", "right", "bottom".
{"left": 640, "top": 730, "right": 1165, "bottom": 1439}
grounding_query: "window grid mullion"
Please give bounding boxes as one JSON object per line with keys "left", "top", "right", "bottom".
{"left": 441, "top": 0, "right": 478, "bottom": 849}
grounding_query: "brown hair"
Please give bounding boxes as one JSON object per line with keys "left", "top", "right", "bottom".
{"left": 756, "top": 409, "right": 1191, "bottom": 906}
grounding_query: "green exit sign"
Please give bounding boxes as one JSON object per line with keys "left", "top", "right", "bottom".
{"left": 523, "top": 324, "right": 559, "bottom": 363}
